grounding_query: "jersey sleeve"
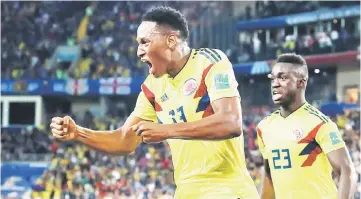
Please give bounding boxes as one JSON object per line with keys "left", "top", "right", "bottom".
{"left": 316, "top": 121, "right": 346, "bottom": 154}
{"left": 205, "top": 50, "right": 240, "bottom": 102}
{"left": 256, "top": 125, "right": 268, "bottom": 159}
{"left": 133, "top": 77, "right": 157, "bottom": 122}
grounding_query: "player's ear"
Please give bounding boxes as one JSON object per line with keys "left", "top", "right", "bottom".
{"left": 166, "top": 34, "right": 177, "bottom": 51}
{"left": 297, "top": 79, "right": 307, "bottom": 89}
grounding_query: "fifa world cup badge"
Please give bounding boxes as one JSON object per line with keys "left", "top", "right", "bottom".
{"left": 183, "top": 78, "right": 197, "bottom": 96}
{"left": 293, "top": 129, "right": 304, "bottom": 141}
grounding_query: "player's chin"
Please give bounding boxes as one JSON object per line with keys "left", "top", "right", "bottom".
{"left": 151, "top": 70, "right": 165, "bottom": 78}
{"left": 152, "top": 72, "right": 162, "bottom": 78}
{"left": 272, "top": 101, "right": 280, "bottom": 105}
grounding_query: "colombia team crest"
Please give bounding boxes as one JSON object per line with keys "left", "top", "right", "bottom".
{"left": 293, "top": 128, "right": 304, "bottom": 141}
{"left": 183, "top": 78, "right": 197, "bottom": 96}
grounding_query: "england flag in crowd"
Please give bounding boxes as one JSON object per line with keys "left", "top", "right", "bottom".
{"left": 99, "top": 77, "right": 132, "bottom": 95}
{"left": 65, "top": 79, "right": 89, "bottom": 96}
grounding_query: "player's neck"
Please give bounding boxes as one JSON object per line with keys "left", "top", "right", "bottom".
{"left": 167, "top": 46, "right": 191, "bottom": 78}
{"left": 280, "top": 97, "right": 307, "bottom": 118}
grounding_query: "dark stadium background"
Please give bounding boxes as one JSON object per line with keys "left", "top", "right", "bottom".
{"left": 1, "top": 1, "right": 360, "bottom": 199}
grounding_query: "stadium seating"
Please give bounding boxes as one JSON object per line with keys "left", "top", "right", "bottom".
{"left": 3, "top": 1, "right": 358, "bottom": 80}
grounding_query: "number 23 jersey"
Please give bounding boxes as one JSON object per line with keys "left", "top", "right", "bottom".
{"left": 134, "top": 48, "right": 259, "bottom": 199}
{"left": 257, "top": 103, "right": 346, "bottom": 199}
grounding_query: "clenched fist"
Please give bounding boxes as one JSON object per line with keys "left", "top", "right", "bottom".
{"left": 50, "top": 116, "right": 78, "bottom": 140}
{"left": 132, "top": 121, "right": 170, "bottom": 143}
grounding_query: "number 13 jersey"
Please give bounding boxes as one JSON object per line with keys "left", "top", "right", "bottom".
{"left": 134, "top": 48, "right": 259, "bottom": 199}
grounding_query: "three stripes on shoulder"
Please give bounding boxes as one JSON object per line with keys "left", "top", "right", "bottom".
{"left": 197, "top": 48, "right": 223, "bottom": 63}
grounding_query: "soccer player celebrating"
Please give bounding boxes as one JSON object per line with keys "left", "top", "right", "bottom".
{"left": 50, "top": 6, "right": 259, "bottom": 199}
{"left": 257, "top": 53, "right": 357, "bottom": 199}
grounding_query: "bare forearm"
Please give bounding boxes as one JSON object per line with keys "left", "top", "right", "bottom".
{"left": 337, "top": 166, "right": 357, "bottom": 199}
{"left": 261, "top": 161, "right": 275, "bottom": 199}
{"left": 167, "top": 112, "right": 242, "bottom": 140}
{"left": 75, "top": 126, "right": 140, "bottom": 155}
{"left": 261, "top": 175, "right": 275, "bottom": 199}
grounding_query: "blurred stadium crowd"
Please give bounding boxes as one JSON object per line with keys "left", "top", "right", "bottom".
{"left": 1, "top": 1, "right": 360, "bottom": 199}
{"left": 2, "top": 106, "right": 360, "bottom": 199}
{"left": 2, "top": 1, "right": 359, "bottom": 80}
{"left": 1, "top": 1, "right": 232, "bottom": 80}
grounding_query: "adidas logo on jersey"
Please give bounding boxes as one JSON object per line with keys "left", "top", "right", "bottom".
{"left": 161, "top": 93, "right": 169, "bottom": 102}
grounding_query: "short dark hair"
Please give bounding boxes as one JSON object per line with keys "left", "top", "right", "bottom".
{"left": 277, "top": 53, "right": 308, "bottom": 80}
{"left": 142, "top": 6, "right": 189, "bottom": 40}
{"left": 276, "top": 53, "right": 307, "bottom": 66}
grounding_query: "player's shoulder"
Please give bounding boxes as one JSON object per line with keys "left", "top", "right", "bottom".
{"left": 257, "top": 109, "right": 281, "bottom": 129}
{"left": 302, "top": 103, "right": 339, "bottom": 134}
{"left": 194, "top": 48, "right": 229, "bottom": 65}
{"left": 303, "top": 103, "right": 332, "bottom": 124}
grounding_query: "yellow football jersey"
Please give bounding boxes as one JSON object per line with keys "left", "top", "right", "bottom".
{"left": 257, "top": 102, "right": 345, "bottom": 199}
{"left": 134, "top": 48, "right": 259, "bottom": 199}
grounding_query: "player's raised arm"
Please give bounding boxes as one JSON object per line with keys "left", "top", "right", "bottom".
{"left": 132, "top": 97, "right": 242, "bottom": 141}
{"left": 316, "top": 122, "right": 357, "bottom": 199}
{"left": 50, "top": 82, "right": 157, "bottom": 154}
{"left": 169, "top": 96, "right": 242, "bottom": 140}
{"left": 50, "top": 113, "right": 143, "bottom": 155}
